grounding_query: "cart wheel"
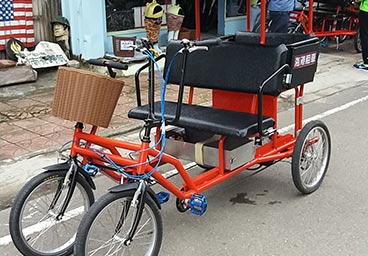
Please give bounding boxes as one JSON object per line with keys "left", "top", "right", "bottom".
{"left": 354, "top": 28, "right": 362, "bottom": 53}
{"left": 337, "top": 17, "right": 350, "bottom": 43}
{"left": 319, "top": 37, "right": 329, "bottom": 48}
{"left": 252, "top": 20, "right": 271, "bottom": 33}
{"left": 292, "top": 120, "right": 331, "bottom": 194}
{"left": 287, "top": 23, "right": 304, "bottom": 34}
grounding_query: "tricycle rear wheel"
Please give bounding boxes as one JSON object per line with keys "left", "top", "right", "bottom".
{"left": 292, "top": 120, "right": 331, "bottom": 194}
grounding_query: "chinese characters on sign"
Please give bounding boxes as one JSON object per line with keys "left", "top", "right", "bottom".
{"left": 120, "top": 40, "right": 134, "bottom": 50}
{"left": 293, "top": 52, "right": 318, "bottom": 69}
{"left": 18, "top": 41, "right": 68, "bottom": 69}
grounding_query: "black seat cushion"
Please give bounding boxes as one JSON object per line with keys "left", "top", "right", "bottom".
{"left": 128, "top": 101, "right": 275, "bottom": 138}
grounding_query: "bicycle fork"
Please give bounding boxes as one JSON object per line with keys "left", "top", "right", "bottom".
{"left": 48, "top": 158, "right": 79, "bottom": 220}
{"left": 114, "top": 180, "right": 148, "bottom": 246}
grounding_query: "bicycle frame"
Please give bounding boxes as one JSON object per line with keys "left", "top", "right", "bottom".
{"left": 67, "top": 83, "right": 305, "bottom": 201}
{"left": 290, "top": 0, "right": 359, "bottom": 39}
{"left": 290, "top": 8, "right": 310, "bottom": 33}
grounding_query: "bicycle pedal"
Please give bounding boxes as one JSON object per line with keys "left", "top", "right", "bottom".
{"left": 320, "top": 41, "right": 329, "bottom": 48}
{"left": 84, "top": 163, "right": 99, "bottom": 176}
{"left": 189, "top": 194, "right": 207, "bottom": 216}
{"left": 156, "top": 191, "right": 170, "bottom": 204}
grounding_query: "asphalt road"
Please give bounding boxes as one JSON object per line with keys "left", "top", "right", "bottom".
{"left": 1, "top": 74, "right": 368, "bottom": 255}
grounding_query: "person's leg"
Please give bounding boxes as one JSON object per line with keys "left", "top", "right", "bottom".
{"left": 359, "top": 10, "right": 368, "bottom": 64}
{"left": 269, "top": 11, "right": 289, "bottom": 33}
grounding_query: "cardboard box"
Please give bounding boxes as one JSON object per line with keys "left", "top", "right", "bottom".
{"left": 112, "top": 36, "right": 136, "bottom": 57}
{"left": 178, "top": 27, "right": 196, "bottom": 40}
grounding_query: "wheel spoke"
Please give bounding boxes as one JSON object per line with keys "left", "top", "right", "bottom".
{"left": 133, "top": 218, "right": 152, "bottom": 240}
{"left": 89, "top": 237, "right": 117, "bottom": 255}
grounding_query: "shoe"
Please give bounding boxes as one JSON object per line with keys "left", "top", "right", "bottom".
{"left": 353, "top": 62, "right": 368, "bottom": 71}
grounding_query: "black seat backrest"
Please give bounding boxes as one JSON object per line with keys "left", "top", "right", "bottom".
{"left": 314, "top": 0, "right": 350, "bottom": 5}
{"left": 164, "top": 37, "right": 288, "bottom": 96}
{"left": 164, "top": 32, "right": 318, "bottom": 96}
{"left": 234, "top": 32, "right": 314, "bottom": 46}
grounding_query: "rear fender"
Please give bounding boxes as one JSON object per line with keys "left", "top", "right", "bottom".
{"left": 109, "top": 183, "right": 161, "bottom": 210}
{"left": 43, "top": 162, "right": 96, "bottom": 190}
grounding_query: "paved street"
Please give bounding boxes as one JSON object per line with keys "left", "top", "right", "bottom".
{"left": 1, "top": 79, "right": 368, "bottom": 255}
{"left": 0, "top": 39, "right": 367, "bottom": 255}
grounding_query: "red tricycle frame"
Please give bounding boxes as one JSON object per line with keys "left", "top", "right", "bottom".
{"left": 243, "top": 0, "right": 360, "bottom": 42}
{"left": 69, "top": 81, "right": 305, "bottom": 202}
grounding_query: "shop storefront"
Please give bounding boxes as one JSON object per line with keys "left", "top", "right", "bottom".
{"left": 61, "top": 0, "right": 254, "bottom": 59}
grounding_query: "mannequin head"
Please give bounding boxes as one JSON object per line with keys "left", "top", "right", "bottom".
{"left": 51, "top": 16, "right": 70, "bottom": 38}
{"left": 53, "top": 23, "right": 69, "bottom": 38}
{"left": 50, "top": 16, "right": 71, "bottom": 58}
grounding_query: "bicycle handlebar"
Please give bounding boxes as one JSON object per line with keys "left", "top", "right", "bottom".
{"left": 180, "top": 37, "right": 223, "bottom": 53}
{"left": 195, "top": 38, "right": 223, "bottom": 47}
{"left": 88, "top": 59, "right": 128, "bottom": 70}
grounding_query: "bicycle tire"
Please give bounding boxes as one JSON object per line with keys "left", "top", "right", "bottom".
{"left": 292, "top": 120, "right": 331, "bottom": 194}
{"left": 288, "top": 23, "right": 305, "bottom": 34}
{"left": 252, "top": 21, "right": 271, "bottom": 33}
{"left": 75, "top": 190, "right": 162, "bottom": 256}
{"left": 9, "top": 170, "right": 95, "bottom": 256}
{"left": 354, "top": 27, "right": 362, "bottom": 53}
{"left": 336, "top": 17, "right": 350, "bottom": 43}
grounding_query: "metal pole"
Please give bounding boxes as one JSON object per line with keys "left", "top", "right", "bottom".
{"left": 260, "top": 0, "right": 266, "bottom": 44}
{"left": 309, "top": 0, "right": 314, "bottom": 34}
{"left": 246, "top": 0, "right": 251, "bottom": 31}
{"left": 195, "top": 0, "right": 201, "bottom": 40}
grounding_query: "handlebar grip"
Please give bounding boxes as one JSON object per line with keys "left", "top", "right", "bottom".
{"left": 195, "top": 38, "right": 222, "bottom": 47}
{"left": 88, "top": 59, "right": 128, "bottom": 70}
{"left": 106, "top": 61, "right": 128, "bottom": 70}
{"left": 88, "top": 59, "right": 106, "bottom": 66}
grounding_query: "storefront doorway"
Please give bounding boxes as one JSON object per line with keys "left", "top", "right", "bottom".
{"left": 176, "top": 0, "right": 218, "bottom": 37}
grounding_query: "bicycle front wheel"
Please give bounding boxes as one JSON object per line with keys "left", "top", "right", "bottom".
{"left": 9, "top": 170, "right": 95, "bottom": 256}
{"left": 75, "top": 190, "right": 162, "bottom": 256}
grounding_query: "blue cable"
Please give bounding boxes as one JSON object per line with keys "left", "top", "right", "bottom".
{"left": 90, "top": 147, "right": 159, "bottom": 180}
{"left": 86, "top": 48, "right": 183, "bottom": 181}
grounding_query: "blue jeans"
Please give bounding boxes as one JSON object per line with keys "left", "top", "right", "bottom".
{"left": 269, "top": 11, "right": 290, "bottom": 33}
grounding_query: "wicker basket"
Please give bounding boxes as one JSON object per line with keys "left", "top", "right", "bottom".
{"left": 52, "top": 67, "right": 124, "bottom": 128}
